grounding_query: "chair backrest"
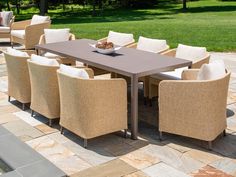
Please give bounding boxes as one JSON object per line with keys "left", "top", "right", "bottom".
{"left": 137, "top": 36, "right": 168, "bottom": 53}
{"left": 27, "top": 61, "right": 60, "bottom": 118}
{"left": 39, "top": 32, "right": 75, "bottom": 45}
{"left": 4, "top": 52, "right": 31, "bottom": 103}
{"left": 0, "top": 11, "right": 13, "bottom": 27}
{"left": 30, "top": 15, "right": 50, "bottom": 25}
{"left": 175, "top": 44, "right": 208, "bottom": 62}
{"left": 107, "top": 31, "right": 135, "bottom": 46}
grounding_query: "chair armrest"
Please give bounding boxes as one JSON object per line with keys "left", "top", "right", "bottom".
{"left": 97, "top": 37, "right": 107, "bottom": 43}
{"left": 192, "top": 53, "right": 210, "bottom": 69}
{"left": 11, "top": 20, "right": 31, "bottom": 30}
{"left": 161, "top": 49, "right": 176, "bottom": 57}
{"left": 70, "top": 33, "right": 76, "bottom": 40}
{"left": 181, "top": 69, "right": 200, "bottom": 80}
{"left": 127, "top": 43, "right": 137, "bottom": 49}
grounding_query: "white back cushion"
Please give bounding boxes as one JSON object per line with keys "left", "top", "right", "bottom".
{"left": 197, "top": 60, "right": 226, "bottom": 80}
{"left": 7, "top": 47, "right": 29, "bottom": 57}
{"left": 31, "top": 54, "right": 59, "bottom": 66}
{"left": 176, "top": 44, "right": 207, "bottom": 62}
{"left": 137, "top": 36, "right": 167, "bottom": 53}
{"left": 1, "top": 11, "right": 13, "bottom": 27}
{"left": 107, "top": 31, "right": 134, "bottom": 46}
{"left": 44, "top": 29, "right": 70, "bottom": 44}
{"left": 60, "top": 64, "right": 89, "bottom": 79}
{"left": 31, "top": 15, "right": 50, "bottom": 25}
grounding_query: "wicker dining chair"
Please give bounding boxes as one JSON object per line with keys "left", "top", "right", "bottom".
{"left": 4, "top": 52, "right": 31, "bottom": 110}
{"left": 38, "top": 32, "right": 76, "bottom": 65}
{"left": 27, "top": 60, "right": 60, "bottom": 126}
{"left": 57, "top": 69, "right": 128, "bottom": 148}
{"left": 11, "top": 15, "right": 51, "bottom": 49}
{"left": 159, "top": 69, "right": 230, "bottom": 149}
{"left": 0, "top": 11, "right": 15, "bottom": 41}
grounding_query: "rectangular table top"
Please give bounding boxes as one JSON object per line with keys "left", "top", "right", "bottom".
{"left": 35, "top": 39, "right": 192, "bottom": 77}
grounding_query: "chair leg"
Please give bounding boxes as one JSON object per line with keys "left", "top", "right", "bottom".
{"left": 223, "top": 130, "right": 226, "bottom": 136}
{"left": 60, "top": 126, "right": 64, "bottom": 134}
{"left": 11, "top": 42, "right": 14, "bottom": 48}
{"left": 149, "top": 98, "right": 152, "bottom": 107}
{"left": 22, "top": 103, "right": 26, "bottom": 111}
{"left": 8, "top": 96, "right": 10, "bottom": 102}
{"left": 48, "top": 119, "right": 53, "bottom": 127}
{"left": 124, "top": 129, "right": 128, "bottom": 138}
{"left": 159, "top": 131, "right": 163, "bottom": 141}
{"left": 84, "top": 139, "right": 88, "bottom": 148}
{"left": 144, "top": 97, "right": 147, "bottom": 106}
{"left": 208, "top": 141, "right": 212, "bottom": 150}
{"left": 31, "top": 110, "right": 35, "bottom": 117}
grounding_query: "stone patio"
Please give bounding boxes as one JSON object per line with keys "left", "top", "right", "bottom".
{"left": 1, "top": 42, "right": 236, "bottom": 177}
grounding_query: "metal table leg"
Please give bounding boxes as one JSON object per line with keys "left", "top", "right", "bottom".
{"left": 131, "top": 75, "right": 138, "bottom": 140}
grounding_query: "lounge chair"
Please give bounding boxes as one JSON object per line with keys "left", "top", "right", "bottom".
{"left": 0, "top": 11, "right": 14, "bottom": 41}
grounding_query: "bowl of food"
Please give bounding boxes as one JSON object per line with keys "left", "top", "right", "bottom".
{"left": 89, "top": 42, "right": 121, "bottom": 55}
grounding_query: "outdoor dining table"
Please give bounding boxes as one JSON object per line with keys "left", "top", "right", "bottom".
{"left": 35, "top": 39, "right": 192, "bottom": 140}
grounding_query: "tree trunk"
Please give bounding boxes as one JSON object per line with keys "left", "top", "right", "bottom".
{"left": 40, "top": 0, "right": 48, "bottom": 15}
{"left": 183, "top": 0, "right": 187, "bottom": 11}
{"left": 92, "top": 0, "right": 96, "bottom": 16}
{"left": 7, "top": 0, "right": 11, "bottom": 11}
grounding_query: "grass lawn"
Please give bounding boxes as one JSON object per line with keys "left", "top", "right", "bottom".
{"left": 15, "top": 0, "right": 236, "bottom": 52}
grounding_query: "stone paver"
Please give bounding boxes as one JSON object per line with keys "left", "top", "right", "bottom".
{"left": 1, "top": 43, "right": 236, "bottom": 177}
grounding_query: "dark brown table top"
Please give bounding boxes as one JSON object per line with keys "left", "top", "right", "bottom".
{"left": 35, "top": 39, "right": 192, "bottom": 77}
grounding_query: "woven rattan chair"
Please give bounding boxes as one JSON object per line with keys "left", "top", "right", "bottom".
{"left": 27, "top": 60, "right": 59, "bottom": 126}
{"left": 38, "top": 33, "right": 76, "bottom": 65}
{"left": 11, "top": 16, "right": 51, "bottom": 49}
{"left": 148, "top": 47, "right": 210, "bottom": 100}
{"left": 4, "top": 52, "right": 31, "bottom": 110}
{"left": 0, "top": 12, "right": 15, "bottom": 41}
{"left": 158, "top": 69, "right": 230, "bottom": 149}
{"left": 57, "top": 70, "right": 128, "bottom": 148}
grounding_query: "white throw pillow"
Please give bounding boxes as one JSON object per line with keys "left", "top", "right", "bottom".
{"left": 1, "top": 11, "right": 13, "bottom": 27}
{"left": 197, "top": 60, "right": 226, "bottom": 80}
{"left": 60, "top": 64, "right": 89, "bottom": 79}
{"left": 31, "top": 54, "right": 59, "bottom": 66}
{"left": 176, "top": 44, "right": 207, "bottom": 62}
{"left": 107, "top": 31, "right": 134, "bottom": 46}
{"left": 7, "top": 47, "right": 29, "bottom": 57}
{"left": 31, "top": 15, "right": 50, "bottom": 25}
{"left": 137, "top": 36, "right": 167, "bottom": 53}
{"left": 44, "top": 29, "right": 70, "bottom": 44}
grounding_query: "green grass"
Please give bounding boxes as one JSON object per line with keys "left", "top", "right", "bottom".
{"left": 14, "top": 0, "right": 236, "bottom": 51}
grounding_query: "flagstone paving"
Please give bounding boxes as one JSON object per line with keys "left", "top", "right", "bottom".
{"left": 0, "top": 43, "right": 236, "bottom": 176}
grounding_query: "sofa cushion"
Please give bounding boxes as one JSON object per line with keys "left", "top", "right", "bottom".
{"left": 107, "top": 31, "right": 134, "bottom": 47}
{"left": 60, "top": 64, "right": 89, "bottom": 79}
{"left": 0, "top": 11, "right": 13, "bottom": 27}
{"left": 0, "top": 26, "right": 10, "bottom": 33}
{"left": 31, "top": 54, "right": 59, "bottom": 66}
{"left": 11, "top": 30, "right": 25, "bottom": 39}
{"left": 44, "top": 29, "right": 70, "bottom": 44}
{"left": 176, "top": 44, "right": 207, "bottom": 62}
{"left": 197, "top": 60, "right": 226, "bottom": 80}
{"left": 31, "top": 15, "right": 50, "bottom": 25}
{"left": 137, "top": 36, "right": 167, "bottom": 53}
{"left": 7, "top": 47, "right": 29, "bottom": 57}
{"left": 151, "top": 67, "right": 188, "bottom": 80}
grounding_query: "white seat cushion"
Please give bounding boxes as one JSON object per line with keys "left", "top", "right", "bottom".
{"left": 43, "top": 52, "right": 59, "bottom": 58}
{"left": 0, "top": 11, "right": 13, "bottom": 27}
{"left": 107, "top": 31, "right": 134, "bottom": 47}
{"left": 31, "top": 15, "right": 50, "bottom": 25}
{"left": 7, "top": 47, "right": 29, "bottom": 57}
{"left": 137, "top": 36, "right": 167, "bottom": 53}
{"left": 44, "top": 29, "right": 70, "bottom": 44}
{"left": 197, "top": 60, "right": 226, "bottom": 80}
{"left": 0, "top": 26, "right": 10, "bottom": 33}
{"left": 59, "top": 64, "right": 89, "bottom": 79}
{"left": 11, "top": 30, "right": 25, "bottom": 39}
{"left": 31, "top": 54, "right": 59, "bottom": 66}
{"left": 151, "top": 67, "right": 188, "bottom": 80}
{"left": 176, "top": 44, "right": 207, "bottom": 62}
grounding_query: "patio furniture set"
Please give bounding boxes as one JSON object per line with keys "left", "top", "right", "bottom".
{"left": 0, "top": 13, "right": 230, "bottom": 149}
